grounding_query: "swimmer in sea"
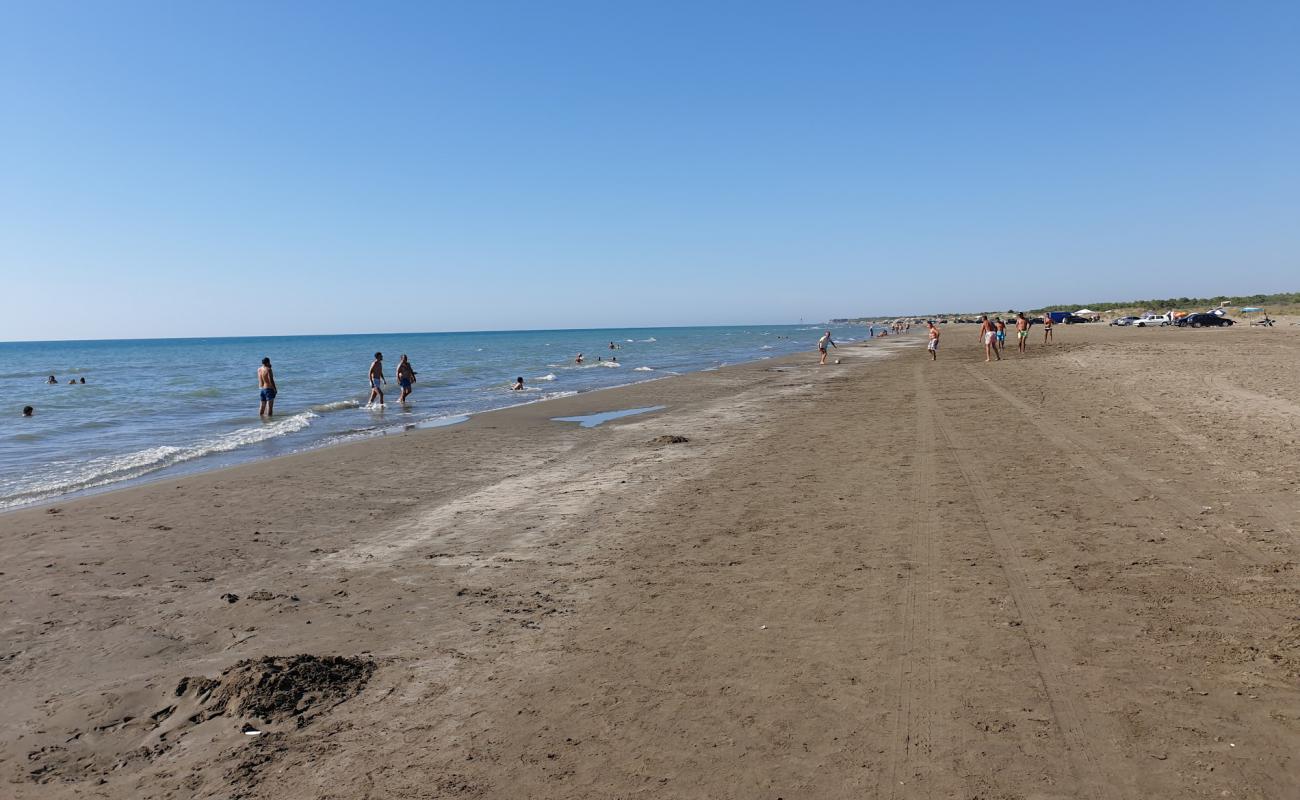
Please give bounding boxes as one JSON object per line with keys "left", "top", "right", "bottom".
{"left": 46, "top": 375, "right": 56, "bottom": 384}
{"left": 511, "top": 377, "right": 524, "bottom": 391}
{"left": 258, "top": 357, "right": 277, "bottom": 417}
{"left": 575, "top": 353, "right": 584, "bottom": 364}
{"left": 22, "top": 405, "right": 33, "bottom": 417}
{"left": 368, "top": 352, "right": 386, "bottom": 406}
{"left": 395, "top": 354, "right": 416, "bottom": 403}
{"left": 609, "top": 341, "right": 617, "bottom": 350}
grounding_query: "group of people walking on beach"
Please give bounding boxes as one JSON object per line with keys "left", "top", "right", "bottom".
{"left": 919, "top": 311, "right": 1054, "bottom": 364}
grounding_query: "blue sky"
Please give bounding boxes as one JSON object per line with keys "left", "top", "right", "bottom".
{"left": 3, "top": 1, "right": 1298, "bottom": 340}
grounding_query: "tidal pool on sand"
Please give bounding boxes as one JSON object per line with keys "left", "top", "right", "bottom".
{"left": 552, "top": 406, "right": 666, "bottom": 428}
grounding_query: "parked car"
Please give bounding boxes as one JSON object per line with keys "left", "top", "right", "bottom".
{"left": 1133, "top": 313, "right": 1171, "bottom": 327}
{"left": 1175, "top": 313, "right": 1235, "bottom": 328}
{"left": 1063, "top": 314, "right": 1091, "bottom": 324}
{"left": 1110, "top": 316, "right": 1139, "bottom": 326}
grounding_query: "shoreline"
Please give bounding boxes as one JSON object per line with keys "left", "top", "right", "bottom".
{"left": 2, "top": 334, "right": 908, "bottom": 515}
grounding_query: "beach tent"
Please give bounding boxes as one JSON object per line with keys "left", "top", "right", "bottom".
{"left": 1241, "top": 306, "right": 1263, "bottom": 313}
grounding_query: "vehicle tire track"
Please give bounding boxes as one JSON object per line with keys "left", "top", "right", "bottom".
{"left": 963, "top": 364, "right": 1281, "bottom": 564}
{"left": 882, "top": 363, "right": 942, "bottom": 799}
{"left": 919, "top": 373, "right": 1122, "bottom": 800}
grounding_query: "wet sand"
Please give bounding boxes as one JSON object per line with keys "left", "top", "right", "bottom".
{"left": 2, "top": 326, "right": 1299, "bottom": 799}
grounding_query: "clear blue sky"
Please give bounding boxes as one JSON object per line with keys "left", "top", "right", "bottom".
{"left": 3, "top": 1, "right": 1298, "bottom": 340}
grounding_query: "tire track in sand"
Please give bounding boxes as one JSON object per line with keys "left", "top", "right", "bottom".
{"left": 881, "top": 362, "right": 942, "bottom": 798}
{"left": 920, "top": 371, "right": 1122, "bottom": 800}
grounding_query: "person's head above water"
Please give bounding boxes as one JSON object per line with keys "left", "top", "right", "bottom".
{"left": 22, "top": 405, "right": 33, "bottom": 416}
{"left": 79, "top": 377, "right": 85, "bottom": 384}
{"left": 47, "top": 375, "right": 56, "bottom": 383}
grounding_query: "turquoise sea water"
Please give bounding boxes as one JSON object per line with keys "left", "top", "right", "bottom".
{"left": 0, "top": 324, "right": 869, "bottom": 509}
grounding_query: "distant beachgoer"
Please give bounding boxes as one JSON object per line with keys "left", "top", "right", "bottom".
{"left": 512, "top": 377, "right": 524, "bottom": 391}
{"left": 610, "top": 356, "right": 617, "bottom": 363}
{"left": 979, "top": 315, "right": 1001, "bottom": 362}
{"left": 22, "top": 405, "right": 33, "bottom": 417}
{"left": 995, "top": 318, "right": 1007, "bottom": 353}
{"left": 609, "top": 341, "right": 617, "bottom": 350}
{"left": 258, "top": 357, "right": 277, "bottom": 417}
{"left": 368, "top": 352, "right": 386, "bottom": 405}
{"left": 68, "top": 379, "right": 76, "bottom": 384}
{"left": 868, "top": 324, "right": 875, "bottom": 338}
{"left": 925, "top": 321, "right": 940, "bottom": 360}
{"left": 1015, "top": 313, "right": 1029, "bottom": 353}
{"left": 395, "top": 354, "right": 416, "bottom": 403}
{"left": 46, "top": 375, "right": 56, "bottom": 384}
{"left": 575, "top": 353, "right": 584, "bottom": 364}
{"left": 818, "top": 331, "right": 837, "bottom": 365}
{"left": 1042, "top": 313, "right": 1054, "bottom": 343}
{"left": 79, "top": 377, "right": 86, "bottom": 384}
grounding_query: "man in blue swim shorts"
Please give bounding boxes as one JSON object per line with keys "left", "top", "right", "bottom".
{"left": 258, "top": 357, "right": 277, "bottom": 417}
{"left": 395, "top": 354, "right": 416, "bottom": 403}
{"left": 368, "top": 352, "right": 386, "bottom": 406}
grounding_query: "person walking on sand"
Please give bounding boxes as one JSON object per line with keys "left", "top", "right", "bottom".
{"left": 979, "top": 315, "right": 1001, "bottom": 362}
{"left": 995, "top": 317, "right": 1007, "bottom": 355}
{"left": 395, "top": 354, "right": 416, "bottom": 404}
{"left": 1042, "top": 312, "right": 1054, "bottom": 344}
{"left": 818, "top": 330, "right": 837, "bottom": 365}
{"left": 1015, "top": 312, "right": 1030, "bottom": 353}
{"left": 925, "top": 320, "right": 940, "bottom": 360}
{"left": 368, "top": 352, "right": 386, "bottom": 406}
{"left": 258, "top": 357, "right": 277, "bottom": 417}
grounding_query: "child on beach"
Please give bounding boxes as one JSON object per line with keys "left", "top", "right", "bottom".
{"left": 511, "top": 377, "right": 524, "bottom": 391}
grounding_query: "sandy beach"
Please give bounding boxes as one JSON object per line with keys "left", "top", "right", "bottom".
{"left": 3, "top": 325, "right": 1298, "bottom": 799}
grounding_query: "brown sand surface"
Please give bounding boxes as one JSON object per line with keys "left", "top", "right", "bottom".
{"left": 2, "top": 326, "right": 1298, "bottom": 799}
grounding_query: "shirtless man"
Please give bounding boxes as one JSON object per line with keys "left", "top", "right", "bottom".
{"left": 818, "top": 331, "right": 837, "bottom": 365}
{"left": 925, "top": 320, "right": 940, "bottom": 360}
{"left": 395, "top": 354, "right": 416, "bottom": 403}
{"left": 1042, "top": 313, "right": 1054, "bottom": 344}
{"left": 995, "top": 317, "right": 1007, "bottom": 355}
{"left": 258, "top": 357, "right": 277, "bottom": 417}
{"left": 368, "top": 352, "right": 386, "bottom": 406}
{"left": 1015, "top": 312, "right": 1030, "bottom": 353}
{"left": 978, "top": 315, "right": 1001, "bottom": 362}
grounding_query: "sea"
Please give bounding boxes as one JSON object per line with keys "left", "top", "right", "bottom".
{"left": 0, "top": 324, "right": 875, "bottom": 510}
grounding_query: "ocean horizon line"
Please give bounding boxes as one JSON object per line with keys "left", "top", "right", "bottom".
{"left": 0, "top": 321, "right": 843, "bottom": 347}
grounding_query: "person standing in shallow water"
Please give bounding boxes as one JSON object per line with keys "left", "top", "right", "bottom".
{"left": 258, "top": 357, "right": 277, "bottom": 417}
{"left": 368, "top": 352, "right": 386, "bottom": 406}
{"left": 395, "top": 355, "right": 416, "bottom": 404}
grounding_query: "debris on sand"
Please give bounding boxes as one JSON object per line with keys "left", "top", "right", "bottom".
{"left": 649, "top": 435, "right": 690, "bottom": 445}
{"left": 177, "top": 654, "right": 375, "bottom": 725}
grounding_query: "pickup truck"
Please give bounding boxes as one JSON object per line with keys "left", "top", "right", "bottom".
{"left": 1133, "top": 313, "right": 1171, "bottom": 327}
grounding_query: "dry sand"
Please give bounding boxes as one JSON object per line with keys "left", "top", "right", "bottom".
{"left": 2, "top": 325, "right": 1298, "bottom": 799}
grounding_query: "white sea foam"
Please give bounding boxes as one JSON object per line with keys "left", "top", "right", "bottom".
{"left": 633, "top": 366, "right": 654, "bottom": 371}
{"left": 1, "top": 411, "right": 317, "bottom": 510}
{"left": 310, "top": 399, "right": 361, "bottom": 413}
{"left": 639, "top": 337, "right": 657, "bottom": 342}
{"left": 536, "top": 373, "right": 557, "bottom": 381}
